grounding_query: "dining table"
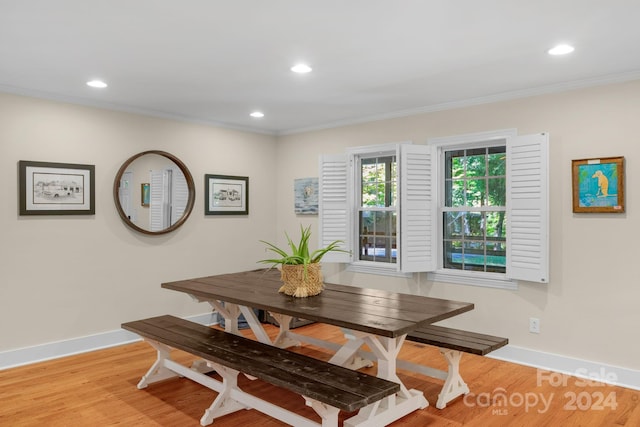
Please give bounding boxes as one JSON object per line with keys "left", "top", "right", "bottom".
{"left": 162, "top": 268, "right": 474, "bottom": 426}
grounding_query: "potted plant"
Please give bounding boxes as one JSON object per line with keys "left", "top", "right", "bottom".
{"left": 259, "top": 224, "right": 346, "bottom": 297}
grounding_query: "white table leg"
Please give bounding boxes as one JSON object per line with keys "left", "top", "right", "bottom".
{"left": 239, "top": 305, "right": 272, "bottom": 344}
{"left": 209, "top": 300, "right": 280, "bottom": 348}
{"left": 342, "top": 332, "right": 428, "bottom": 427}
{"left": 208, "top": 300, "right": 239, "bottom": 334}
{"left": 328, "top": 336, "right": 365, "bottom": 366}
{"left": 271, "top": 312, "right": 302, "bottom": 348}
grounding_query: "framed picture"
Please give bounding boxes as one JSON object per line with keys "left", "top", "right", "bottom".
{"left": 141, "top": 183, "right": 150, "bottom": 207}
{"left": 205, "top": 174, "right": 248, "bottom": 215}
{"left": 19, "top": 160, "right": 95, "bottom": 215}
{"left": 294, "top": 177, "right": 318, "bottom": 215}
{"left": 572, "top": 156, "right": 624, "bottom": 213}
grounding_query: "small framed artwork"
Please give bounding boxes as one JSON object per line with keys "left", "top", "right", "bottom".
{"left": 205, "top": 174, "right": 248, "bottom": 215}
{"left": 572, "top": 156, "right": 624, "bottom": 213}
{"left": 141, "top": 183, "right": 150, "bottom": 207}
{"left": 294, "top": 177, "right": 319, "bottom": 215}
{"left": 19, "top": 160, "right": 95, "bottom": 215}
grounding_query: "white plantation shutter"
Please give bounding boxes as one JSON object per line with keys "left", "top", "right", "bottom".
{"left": 318, "top": 154, "right": 352, "bottom": 263}
{"left": 149, "top": 170, "right": 165, "bottom": 231}
{"left": 171, "top": 167, "right": 188, "bottom": 225}
{"left": 506, "top": 133, "right": 549, "bottom": 283}
{"left": 400, "top": 144, "right": 436, "bottom": 272}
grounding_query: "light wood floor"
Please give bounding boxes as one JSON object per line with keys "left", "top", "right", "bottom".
{"left": 1, "top": 322, "right": 638, "bottom": 426}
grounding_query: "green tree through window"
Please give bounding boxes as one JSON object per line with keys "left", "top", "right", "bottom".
{"left": 444, "top": 146, "right": 506, "bottom": 272}
{"left": 359, "top": 155, "right": 397, "bottom": 263}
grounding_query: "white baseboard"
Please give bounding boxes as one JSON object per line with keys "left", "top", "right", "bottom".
{"left": 489, "top": 345, "right": 640, "bottom": 391}
{"left": 0, "top": 312, "right": 217, "bottom": 371}
{"left": 2, "top": 319, "right": 639, "bottom": 392}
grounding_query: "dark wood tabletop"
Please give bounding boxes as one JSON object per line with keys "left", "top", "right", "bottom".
{"left": 162, "top": 268, "right": 474, "bottom": 338}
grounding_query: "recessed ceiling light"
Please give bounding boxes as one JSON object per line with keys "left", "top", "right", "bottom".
{"left": 291, "top": 64, "right": 312, "bottom": 74}
{"left": 250, "top": 111, "right": 265, "bottom": 118}
{"left": 86, "top": 79, "right": 108, "bottom": 88}
{"left": 548, "top": 44, "right": 575, "bottom": 56}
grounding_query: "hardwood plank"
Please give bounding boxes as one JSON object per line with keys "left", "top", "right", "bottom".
{"left": 2, "top": 322, "right": 637, "bottom": 426}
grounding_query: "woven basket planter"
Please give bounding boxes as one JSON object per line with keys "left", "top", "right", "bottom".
{"left": 279, "top": 263, "right": 324, "bottom": 297}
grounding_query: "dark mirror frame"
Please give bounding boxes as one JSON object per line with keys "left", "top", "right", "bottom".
{"left": 113, "top": 150, "right": 196, "bottom": 235}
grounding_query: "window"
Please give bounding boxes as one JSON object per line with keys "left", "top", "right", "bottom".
{"left": 318, "top": 143, "right": 433, "bottom": 276}
{"left": 359, "top": 154, "right": 397, "bottom": 264}
{"left": 319, "top": 130, "right": 549, "bottom": 287}
{"left": 442, "top": 145, "right": 507, "bottom": 273}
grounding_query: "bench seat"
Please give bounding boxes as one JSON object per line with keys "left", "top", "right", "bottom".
{"left": 122, "top": 315, "right": 399, "bottom": 426}
{"left": 404, "top": 324, "right": 508, "bottom": 409}
{"left": 407, "top": 324, "right": 508, "bottom": 355}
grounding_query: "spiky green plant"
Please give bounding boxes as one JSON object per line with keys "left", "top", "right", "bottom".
{"left": 259, "top": 225, "right": 346, "bottom": 270}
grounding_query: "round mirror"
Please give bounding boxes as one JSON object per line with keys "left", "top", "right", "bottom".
{"left": 113, "top": 150, "right": 195, "bottom": 235}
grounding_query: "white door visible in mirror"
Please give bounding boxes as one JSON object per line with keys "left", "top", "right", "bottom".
{"left": 119, "top": 171, "right": 135, "bottom": 222}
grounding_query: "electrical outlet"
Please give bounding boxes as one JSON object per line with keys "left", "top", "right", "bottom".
{"left": 529, "top": 317, "right": 540, "bottom": 334}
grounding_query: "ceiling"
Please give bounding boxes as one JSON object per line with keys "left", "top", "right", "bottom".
{"left": 2, "top": 1, "right": 640, "bottom": 135}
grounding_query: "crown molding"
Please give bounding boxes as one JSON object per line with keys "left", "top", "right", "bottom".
{"left": 3, "top": 70, "right": 640, "bottom": 138}
{"left": 278, "top": 71, "right": 640, "bottom": 136}
{"left": 0, "top": 84, "right": 277, "bottom": 136}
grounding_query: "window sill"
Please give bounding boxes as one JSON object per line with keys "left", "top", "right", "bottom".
{"left": 427, "top": 270, "right": 518, "bottom": 290}
{"left": 347, "top": 262, "right": 413, "bottom": 278}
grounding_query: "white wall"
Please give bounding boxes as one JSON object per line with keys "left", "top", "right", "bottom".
{"left": 2, "top": 79, "right": 639, "bottom": 375}
{"left": 0, "top": 92, "right": 277, "bottom": 351}
{"left": 276, "top": 79, "right": 640, "bottom": 372}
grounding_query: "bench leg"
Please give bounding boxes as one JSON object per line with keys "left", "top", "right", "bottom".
{"left": 200, "top": 363, "right": 248, "bottom": 426}
{"left": 137, "top": 340, "right": 182, "bottom": 389}
{"left": 133, "top": 336, "right": 333, "bottom": 427}
{"left": 436, "top": 349, "right": 470, "bottom": 409}
{"left": 304, "top": 398, "right": 340, "bottom": 427}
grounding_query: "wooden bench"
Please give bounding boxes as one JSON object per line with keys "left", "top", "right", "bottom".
{"left": 405, "top": 324, "right": 508, "bottom": 409}
{"left": 122, "top": 315, "right": 400, "bottom": 427}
